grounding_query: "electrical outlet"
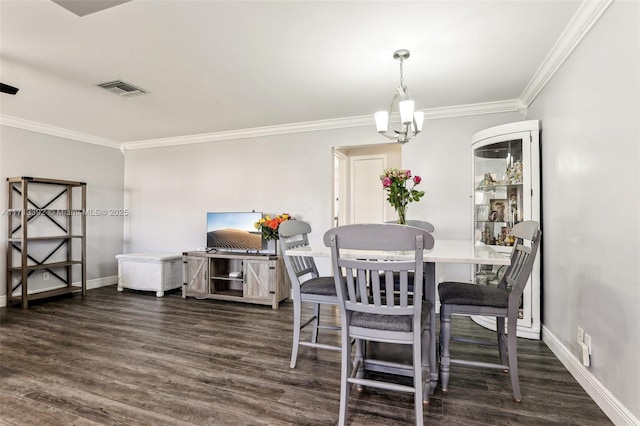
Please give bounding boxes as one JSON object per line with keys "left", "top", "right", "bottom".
{"left": 43, "top": 272, "right": 50, "bottom": 281}
{"left": 577, "top": 326, "right": 584, "bottom": 343}
{"left": 584, "top": 333, "right": 592, "bottom": 355}
{"left": 579, "top": 342, "right": 590, "bottom": 367}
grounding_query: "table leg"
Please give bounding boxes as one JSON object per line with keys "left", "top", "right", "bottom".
{"left": 424, "top": 262, "right": 438, "bottom": 394}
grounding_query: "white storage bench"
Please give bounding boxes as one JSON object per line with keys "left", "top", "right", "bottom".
{"left": 116, "top": 252, "right": 182, "bottom": 297}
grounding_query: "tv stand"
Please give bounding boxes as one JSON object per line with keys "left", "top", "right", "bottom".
{"left": 182, "top": 250, "right": 289, "bottom": 309}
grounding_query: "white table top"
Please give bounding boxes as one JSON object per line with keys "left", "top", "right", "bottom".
{"left": 286, "top": 239, "right": 511, "bottom": 266}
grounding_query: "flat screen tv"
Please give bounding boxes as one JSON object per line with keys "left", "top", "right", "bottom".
{"left": 206, "top": 211, "right": 269, "bottom": 254}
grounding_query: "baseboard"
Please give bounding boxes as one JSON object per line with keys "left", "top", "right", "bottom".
{"left": 0, "top": 276, "right": 118, "bottom": 307}
{"left": 542, "top": 325, "right": 638, "bottom": 426}
{"left": 76, "top": 275, "right": 118, "bottom": 290}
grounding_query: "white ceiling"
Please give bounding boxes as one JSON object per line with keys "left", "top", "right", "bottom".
{"left": 0, "top": 1, "right": 588, "bottom": 146}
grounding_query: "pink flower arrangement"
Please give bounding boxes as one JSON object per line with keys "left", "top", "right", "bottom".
{"left": 380, "top": 168, "right": 425, "bottom": 224}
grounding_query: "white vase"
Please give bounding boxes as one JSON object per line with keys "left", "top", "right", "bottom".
{"left": 267, "top": 239, "right": 278, "bottom": 255}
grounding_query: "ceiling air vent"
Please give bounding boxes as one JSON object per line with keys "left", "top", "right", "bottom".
{"left": 97, "top": 80, "right": 148, "bottom": 97}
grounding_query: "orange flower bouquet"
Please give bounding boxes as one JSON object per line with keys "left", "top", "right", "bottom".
{"left": 254, "top": 213, "right": 293, "bottom": 241}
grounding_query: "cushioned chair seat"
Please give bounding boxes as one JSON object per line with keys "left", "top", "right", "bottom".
{"left": 300, "top": 276, "right": 338, "bottom": 296}
{"left": 438, "top": 281, "right": 508, "bottom": 308}
{"left": 351, "top": 300, "right": 432, "bottom": 332}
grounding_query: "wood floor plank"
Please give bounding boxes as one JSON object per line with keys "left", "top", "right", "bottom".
{"left": 0, "top": 286, "right": 612, "bottom": 425}
{"left": 0, "top": 391, "right": 103, "bottom": 426}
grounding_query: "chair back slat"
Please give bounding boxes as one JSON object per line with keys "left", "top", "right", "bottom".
{"left": 345, "top": 269, "right": 358, "bottom": 303}
{"left": 357, "top": 269, "right": 368, "bottom": 305}
{"left": 290, "top": 253, "right": 317, "bottom": 280}
{"left": 371, "top": 271, "right": 383, "bottom": 306}
{"left": 279, "top": 220, "right": 320, "bottom": 285}
{"left": 499, "top": 222, "right": 541, "bottom": 300}
{"left": 398, "top": 270, "right": 409, "bottom": 307}
{"left": 384, "top": 272, "right": 394, "bottom": 305}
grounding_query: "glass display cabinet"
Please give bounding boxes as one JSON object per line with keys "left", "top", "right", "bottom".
{"left": 471, "top": 120, "right": 541, "bottom": 339}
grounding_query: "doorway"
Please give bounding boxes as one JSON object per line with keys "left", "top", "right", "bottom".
{"left": 333, "top": 144, "right": 401, "bottom": 227}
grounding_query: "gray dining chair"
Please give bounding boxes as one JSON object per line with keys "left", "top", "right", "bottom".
{"left": 438, "top": 220, "right": 541, "bottom": 402}
{"left": 279, "top": 220, "right": 340, "bottom": 368}
{"left": 324, "top": 223, "right": 435, "bottom": 426}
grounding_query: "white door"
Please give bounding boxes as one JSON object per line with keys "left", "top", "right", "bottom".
{"left": 350, "top": 155, "right": 387, "bottom": 224}
{"left": 334, "top": 150, "right": 348, "bottom": 227}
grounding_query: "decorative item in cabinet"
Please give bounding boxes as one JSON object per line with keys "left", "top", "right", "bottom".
{"left": 6, "top": 176, "right": 86, "bottom": 309}
{"left": 471, "top": 121, "right": 541, "bottom": 339}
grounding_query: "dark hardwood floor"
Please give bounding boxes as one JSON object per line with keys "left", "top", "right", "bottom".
{"left": 0, "top": 286, "right": 611, "bottom": 425}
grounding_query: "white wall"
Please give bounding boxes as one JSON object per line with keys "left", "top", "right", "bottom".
{"left": 123, "top": 112, "right": 520, "bottom": 282}
{"left": 0, "top": 126, "right": 125, "bottom": 301}
{"left": 527, "top": 1, "right": 639, "bottom": 422}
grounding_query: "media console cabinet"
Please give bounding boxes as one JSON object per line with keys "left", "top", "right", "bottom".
{"left": 182, "top": 250, "right": 289, "bottom": 309}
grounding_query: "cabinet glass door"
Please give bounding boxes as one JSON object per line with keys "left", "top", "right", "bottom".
{"left": 473, "top": 136, "right": 528, "bottom": 252}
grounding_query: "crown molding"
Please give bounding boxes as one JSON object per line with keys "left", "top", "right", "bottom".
{"left": 122, "top": 116, "right": 372, "bottom": 150}
{"left": 520, "top": 0, "right": 613, "bottom": 107}
{"left": 0, "top": 115, "right": 121, "bottom": 149}
{"left": 122, "top": 99, "right": 524, "bottom": 150}
{"left": 423, "top": 99, "right": 524, "bottom": 120}
{"left": 2, "top": 99, "right": 522, "bottom": 152}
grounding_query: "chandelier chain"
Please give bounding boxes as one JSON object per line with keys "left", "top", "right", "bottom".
{"left": 399, "top": 58, "right": 405, "bottom": 89}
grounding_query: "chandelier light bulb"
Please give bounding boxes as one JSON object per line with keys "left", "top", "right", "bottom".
{"left": 375, "top": 111, "right": 389, "bottom": 133}
{"left": 399, "top": 100, "right": 415, "bottom": 124}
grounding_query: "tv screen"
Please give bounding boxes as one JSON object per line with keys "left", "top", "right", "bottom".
{"left": 206, "top": 211, "right": 264, "bottom": 252}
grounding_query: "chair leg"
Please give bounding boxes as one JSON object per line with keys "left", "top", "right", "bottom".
{"left": 497, "top": 316, "right": 507, "bottom": 367}
{"left": 311, "top": 303, "right": 320, "bottom": 343}
{"left": 421, "top": 325, "right": 431, "bottom": 403}
{"left": 437, "top": 320, "right": 443, "bottom": 363}
{"left": 290, "top": 300, "right": 302, "bottom": 368}
{"left": 507, "top": 317, "right": 522, "bottom": 402}
{"left": 413, "top": 332, "right": 424, "bottom": 426}
{"left": 439, "top": 310, "right": 451, "bottom": 392}
{"left": 338, "top": 325, "right": 352, "bottom": 426}
{"left": 354, "top": 338, "right": 365, "bottom": 391}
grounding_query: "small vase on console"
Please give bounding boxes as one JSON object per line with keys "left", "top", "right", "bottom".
{"left": 267, "top": 239, "right": 279, "bottom": 255}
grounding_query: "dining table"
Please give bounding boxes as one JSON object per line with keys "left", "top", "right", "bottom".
{"left": 286, "top": 239, "right": 511, "bottom": 394}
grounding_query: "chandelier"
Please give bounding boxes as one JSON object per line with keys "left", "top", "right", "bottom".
{"left": 374, "top": 49, "right": 424, "bottom": 144}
